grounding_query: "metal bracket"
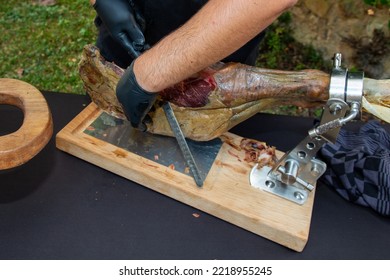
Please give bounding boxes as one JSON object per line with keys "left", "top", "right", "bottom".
{"left": 249, "top": 53, "right": 364, "bottom": 205}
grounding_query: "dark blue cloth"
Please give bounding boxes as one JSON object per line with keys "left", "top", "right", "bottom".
{"left": 319, "top": 121, "right": 390, "bottom": 216}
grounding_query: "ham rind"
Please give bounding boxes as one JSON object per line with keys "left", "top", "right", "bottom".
{"left": 79, "top": 44, "right": 389, "bottom": 141}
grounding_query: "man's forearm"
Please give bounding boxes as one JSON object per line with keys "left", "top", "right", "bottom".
{"left": 134, "top": 0, "right": 297, "bottom": 93}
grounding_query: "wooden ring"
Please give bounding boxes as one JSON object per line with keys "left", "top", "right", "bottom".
{"left": 0, "top": 78, "right": 53, "bottom": 170}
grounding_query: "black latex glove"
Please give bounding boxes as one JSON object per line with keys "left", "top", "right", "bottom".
{"left": 116, "top": 61, "right": 157, "bottom": 131}
{"left": 93, "top": 0, "right": 146, "bottom": 59}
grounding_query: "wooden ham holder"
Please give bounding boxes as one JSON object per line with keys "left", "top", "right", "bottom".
{"left": 56, "top": 102, "right": 315, "bottom": 252}
{"left": 0, "top": 79, "right": 53, "bottom": 170}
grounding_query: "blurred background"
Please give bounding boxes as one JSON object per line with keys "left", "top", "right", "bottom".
{"left": 1, "top": 0, "right": 96, "bottom": 94}
{"left": 1, "top": 0, "right": 389, "bottom": 112}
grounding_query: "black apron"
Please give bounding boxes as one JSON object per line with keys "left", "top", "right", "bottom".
{"left": 96, "top": 0, "right": 264, "bottom": 68}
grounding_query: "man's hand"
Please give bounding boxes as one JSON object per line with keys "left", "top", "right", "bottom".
{"left": 132, "top": 0, "right": 298, "bottom": 93}
{"left": 93, "top": 0, "right": 146, "bottom": 59}
{"left": 116, "top": 61, "right": 157, "bottom": 131}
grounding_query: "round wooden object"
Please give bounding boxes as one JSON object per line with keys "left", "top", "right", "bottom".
{"left": 0, "top": 78, "right": 53, "bottom": 170}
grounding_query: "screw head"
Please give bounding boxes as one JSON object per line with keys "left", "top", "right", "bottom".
{"left": 265, "top": 180, "right": 275, "bottom": 189}
{"left": 294, "top": 191, "right": 305, "bottom": 201}
{"left": 329, "top": 103, "right": 343, "bottom": 115}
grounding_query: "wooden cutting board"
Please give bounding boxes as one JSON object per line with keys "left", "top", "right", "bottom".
{"left": 0, "top": 78, "right": 53, "bottom": 170}
{"left": 56, "top": 102, "right": 315, "bottom": 252}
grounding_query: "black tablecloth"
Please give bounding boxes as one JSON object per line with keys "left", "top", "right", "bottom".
{"left": 1, "top": 91, "right": 389, "bottom": 260}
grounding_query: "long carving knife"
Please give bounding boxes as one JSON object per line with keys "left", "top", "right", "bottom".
{"left": 129, "top": 52, "right": 203, "bottom": 186}
{"left": 162, "top": 102, "right": 204, "bottom": 187}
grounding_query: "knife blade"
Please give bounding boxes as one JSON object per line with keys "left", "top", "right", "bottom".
{"left": 128, "top": 51, "right": 203, "bottom": 186}
{"left": 162, "top": 102, "right": 204, "bottom": 187}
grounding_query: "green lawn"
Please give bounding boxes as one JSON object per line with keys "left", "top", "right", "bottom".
{"left": 0, "top": 0, "right": 97, "bottom": 94}
{"left": 0, "top": 1, "right": 328, "bottom": 102}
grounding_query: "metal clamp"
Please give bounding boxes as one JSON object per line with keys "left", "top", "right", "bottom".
{"left": 250, "top": 53, "right": 364, "bottom": 205}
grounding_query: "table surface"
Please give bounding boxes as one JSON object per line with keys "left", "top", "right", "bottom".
{"left": 1, "top": 91, "right": 389, "bottom": 260}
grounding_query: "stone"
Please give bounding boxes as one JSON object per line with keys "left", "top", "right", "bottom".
{"left": 303, "top": 0, "right": 331, "bottom": 17}
{"left": 289, "top": 0, "right": 390, "bottom": 79}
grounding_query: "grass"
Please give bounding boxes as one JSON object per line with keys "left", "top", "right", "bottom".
{"left": 256, "top": 13, "right": 330, "bottom": 73}
{"left": 0, "top": 0, "right": 96, "bottom": 94}
{"left": 256, "top": 13, "right": 331, "bottom": 117}
{"left": 0, "top": 1, "right": 328, "bottom": 106}
{"left": 363, "top": 0, "right": 390, "bottom": 7}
